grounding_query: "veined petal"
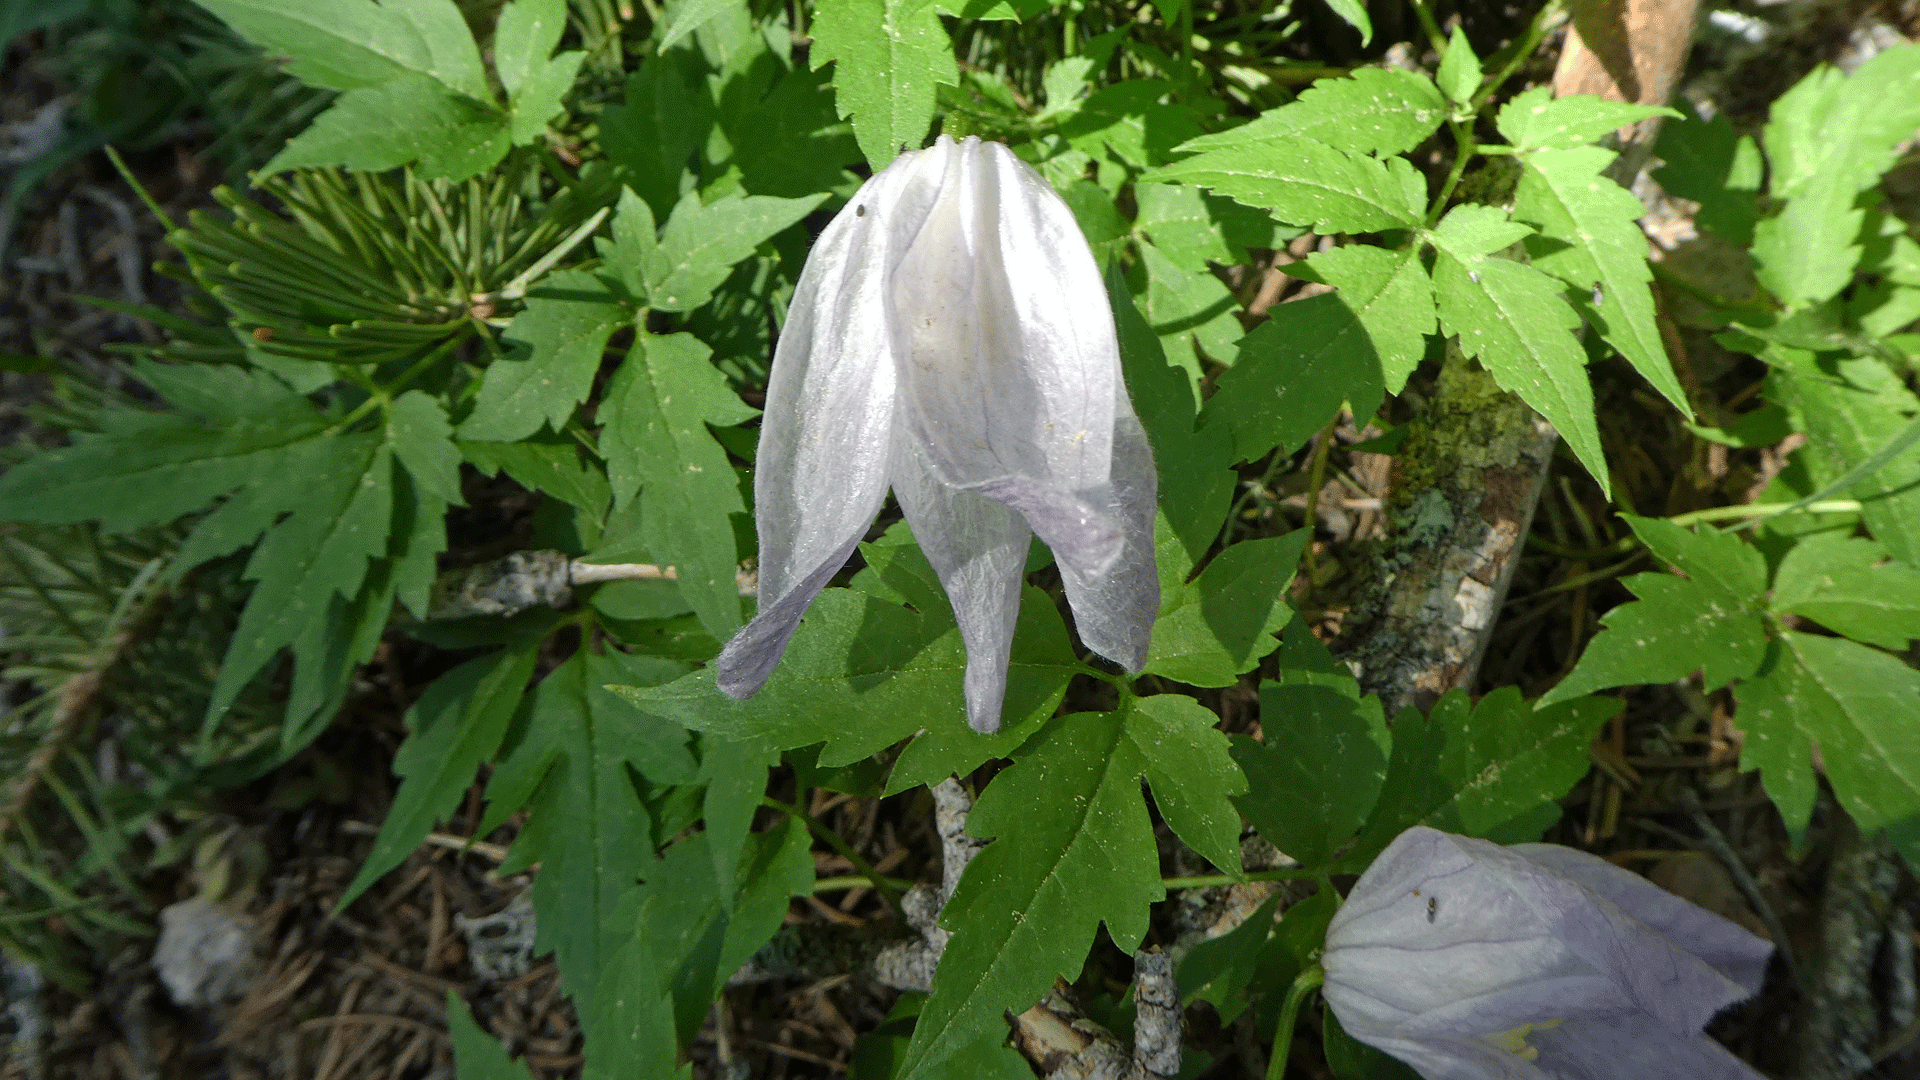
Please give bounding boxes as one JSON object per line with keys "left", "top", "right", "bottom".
{"left": 890, "top": 137, "right": 1124, "bottom": 566}
{"left": 715, "top": 162, "right": 920, "bottom": 699}
{"left": 1054, "top": 392, "right": 1158, "bottom": 670}
{"left": 1530, "top": 1017, "right": 1768, "bottom": 1080}
{"left": 893, "top": 436, "right": 1031, "bottom": 734}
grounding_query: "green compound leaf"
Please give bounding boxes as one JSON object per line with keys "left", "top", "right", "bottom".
{"left": 480, "top": 650, "right": 693, "bottom": 1030}
{"left": 386, "top": 390, "right": 465, "bottom": 506}
{"left": 191, "top": 0, "right": 491, "bottom": 98}
{"left": 1427, "top": 205, "right": 1608, "bottom": 496}
{"left": 1319, "top": 0, "right": 1372, "bottom": 47}
{"left": 1055, "top": 80, "right": 1206, "bottom": 169}
{"left": 809, "top": 0, "right": 957, "bottom": 169}
{"left": 1133, "top": 182, "right": 1289, "bottom": 270}
{"left": 1514, "top": 145, "right": 1690, "bottom": 415}
{"left": 599, "top": 332, "right": 759, "bottom": 640}
{"left": 459, "top": 434, "right": 612, "bottom": 518}
{"left": 1150, "top": 137, "right": 1426, "bottom": 234}
{"left": 0, "top": 369, "right": 329, "bottom": 532}
{"left": 1494, "top": 87, "right": 1675, "bottom": 152}
{"left": 1109, "top": 270, "right": 1237, "bottom": 569}
{"left": 901, "top": 704, "right": 1236, "bottom": 1079}
{"left": 493, "top": 0, "right": 565, "bottom": 96}
{"left": 600, "top": 51, "right": 715, "bottom": 221}
{"left": 338, "top": 644, "right": 540, "bottom": 909}
{"left": 1769, "top": 533, "right": 1920, "bottom": 651}
{"left": 1540, "top": 515, "right": 1770, "bottom": 707}
{"left": 1202, "top": 244, "right": 1433, "bottom": 463}
{"left": 1345, "top": 687, "right": 1619, "bottom": 870}
{"left": 207, "top": 435, "right": 395, "bottom": 724}
{"left": 1137, "top": 238, "right": 1241, "bottom": 394}
{"left": 1753, "top": 44, "right": 1920, "bottom": 307}
{"left": 263, "top": 78, "right": 511, "bottom": 180}
{"left": 1769, "top": 352, "right": 1920, "bottom": 565}
{"left": 612, "top": 582, "right": 1078, "bottom": 793}
{"left": 1177, "top": 68, "right": 1443, "bottom": 158}
{"left": 1232, "top": 615, "right": 1390, "bottom": 868}
{"left": 1737, "top": 631, "right": 1920, "bottom": 866}
{"left": 458, "top": 270, "right": 630, "bottom": 443}
{"left": 1130, "top": 695, "right": 1247, "bottom": 876}
{"left": 1434, "top": 26, "right": 1482, "bottom": 108}
{"left": 1144, "top": 530, "right": 1307, "bottom": 688}
{"left": 1652, "top": 107, "right": 1762, "bottom": 244}
{"left": 640, "top": 191, "right": 828, "bottom": 313}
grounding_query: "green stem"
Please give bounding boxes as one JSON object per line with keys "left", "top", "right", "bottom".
{"left": 1472, "top": 0, "right": 1563, "bottom": 111}
{"left": 763, "top": 796, "right": 905, "bottom": 913}
{"left": 1407, "top": 0, "right": 1448, "bottom": 54}
{"left": 327, "top": 331, "right": 472, "bottom": 434}
{"left": 1426, "top": 119, "right": 1478, "bottom": 228}
{"left": 1267, "top": 963, "right": 1326, "bottom": 1080}
{"left": 1668, "top": 500, "right": 1862, "bottom": 528}
{"left": 814, "top": 874, "right": 916, "bottom": 895}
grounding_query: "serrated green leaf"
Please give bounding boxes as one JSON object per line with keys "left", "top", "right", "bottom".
{"left": 262, "top": 78, "right": 510, "bottom": 181}
{"left": 387, "top": 390, "right": 465, "bottom": 506}
{"left": 0, "top": 408, "right": 328, "bottom": 534}
{"left": 809, "top": 0, "right": 956, "bottom": 169}
{"left": 339, "top": 645, "right": 539, "bottom": 908}
{"left": 480, "top": 649, "right": 690, "bottom": 1024}
{"left": 600, "top": 51, "right": 715, "bottom": 220}
{"left": 458, "top": 270, "right": 630, "bottom": 442}
{"left": 1055, "top": 80, "right": 1206, "bottom": 168}
{"left": 1427, "top": 202, "right": 1532, "bottom": 257}
{"left": 508, "top": 51, "right": 584, "bottom": 144}
{"left": 1770, "top": 353, "right": 1920, "bottom": 564}
{"left": 1651, "top": 107, "right": 1760, "bottom": 244}
{"left": 206, "top": 436, "right": 394, "bottom": 723}
{"left": 1130, "top": 694, "right": 1247, "bottom": 875}
{"left": 1138, "top": 238, "right": 1240, "bottom": 393}
{"left": 448, "top": 992, "right": 536, "bottom": 1080}
{"left": 599, "top": 332, "right": 757, "bottom": 639}
{"left": 1320, "top": 0, "right": 1372, "bottom": 45}
{"left": 1144, "top": 530, "right": 1307, "bottom": 687}
{"left": 283, "top": 555, "right": 401, "bottom": 749}
{"left": 698, "top": 736, "right": 777, "bottom": 900}
{"left": 1737, "top": 631, "right": 1920, "bottom": 864}
{"left": 899, "top": 711, "right": 1167, "bottom": 1080}
{"left": 636, "top": 191, "right": 827, "bottom": 313}
{"left": 167, "top": 434, "right": 348, "bottom": 578}
{"left": 1435, "top": 26, "right": 1481, "bottom": 107}
{"left": 1134, "top": 182, "right": 1287, "bottom": 269}
{"left": 386, "top": 465, "right": 449, "bottom": 620}
{"left": 1495, "top": 86, "right": 1675, "bottom": 151}
{"left": 1150, "top": 137, "right": 1426, "bottom": 234}
{"left": 1515, "top": 145, "right": 1689, "bottom": 414}
{"left": 192, "top": 0, "right": 491, "bottom": 99}
{"left": 494, "top": 0, "right": 564, "bottom": 94}
{"left": 1347, "top": 688, "right": 1618, "bottom": 869}
{"left": 458, "top": 435, "right": 612, "bottom": 517}
{"left": 1202, "top": 244, "right": 1433, "bottom": 463}
{"left": 1770, "top": 533, "right": 1920, "bottom": 650}
{"left": 1428, "top": 207, "right": 1608, "bottom": 494}
{"left": 1178, "top": 68, "right": 1443, "bottom": 159}
{"left": 1232, "top": 616, "right": 1389, "bottom": 867}
{"left": 659, "top": 0, "right": 740, "bottom": 49}
{"left": 614, "top": 584, "right": 1077, "bottom": 790}
{"left": 1754, "top": 45, "right": 1920, "bottom": 306}
{"left": 1176, "top": 890, "right": 1280, "bottom": 1024}
{"left": 1541, "top": 515, "right": 1769, "bottom": 705}
{"left": 1109, "top": 269, "right": 1237, "bottom": 567}
{"left": 717, "top": 63, "right": 864, "bottom": 201}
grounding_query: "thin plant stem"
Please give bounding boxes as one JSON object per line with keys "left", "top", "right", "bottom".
{"left": 1161, "top": 868, "right": 1321, "bottom": 890}
{"left": 1300, "top": 415, "right": 1338, "bottom": 588}
{"left": 1267, "top": 962, "right": 1327, "bottom": 1080}
{"left": 813, "top": 874, "right": 915, "bottom": 895}
{"left": 1406, "top": 0, "right": 1448, "bottom": 54}
{"left": 763, "top": 796, "right": 905, "bottom": 914}
{"left": 1472, "top": 0, "right": 1563, "bottom": 110}
{"left": 1426, "top": 119, "right": 1479, "bottom": 227}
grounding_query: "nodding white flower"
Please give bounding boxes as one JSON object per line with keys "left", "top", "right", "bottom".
{"left": 1323, "top": 827, "right": 1772, "bottom": 1080}
{"left": 713, "top": 134, "right": 1158, "bottom": 734}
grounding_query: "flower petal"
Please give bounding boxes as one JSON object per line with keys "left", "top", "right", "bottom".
{"left": 1054, "top": 392, "right": 1158, "bottom": 670}
{"left": 1512, "top": 844, "right": 1772, "bottom": 998}
{"left": 714, "top": 161, "right": 917, "bottom": 698}
{"left": 893, "top": 437, "right": 1030, "bottom": 734}
{"left": 1530, "top": 1017, "right": 1768, "bottom": 1080}
{"left": 889, "top": 136, "right": 1125, "bottom": 576}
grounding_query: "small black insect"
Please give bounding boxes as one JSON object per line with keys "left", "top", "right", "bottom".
{"left": 1426, "top": 895, "right": 1438, "bottom": 923}
{"left": 856, "top": 204, "right": 867, "bottom": 217}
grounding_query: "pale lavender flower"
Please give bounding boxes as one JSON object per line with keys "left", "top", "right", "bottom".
{"left": 713, "top": 135, "right": 1158, "bottom": 733}
{"left": 1323, "top": 826, "right": 1772, "bottom": 1080}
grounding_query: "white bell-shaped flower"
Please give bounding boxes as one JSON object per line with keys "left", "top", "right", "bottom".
{"left": 714, "top": 134, "right": 1158, "bottom": 733}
